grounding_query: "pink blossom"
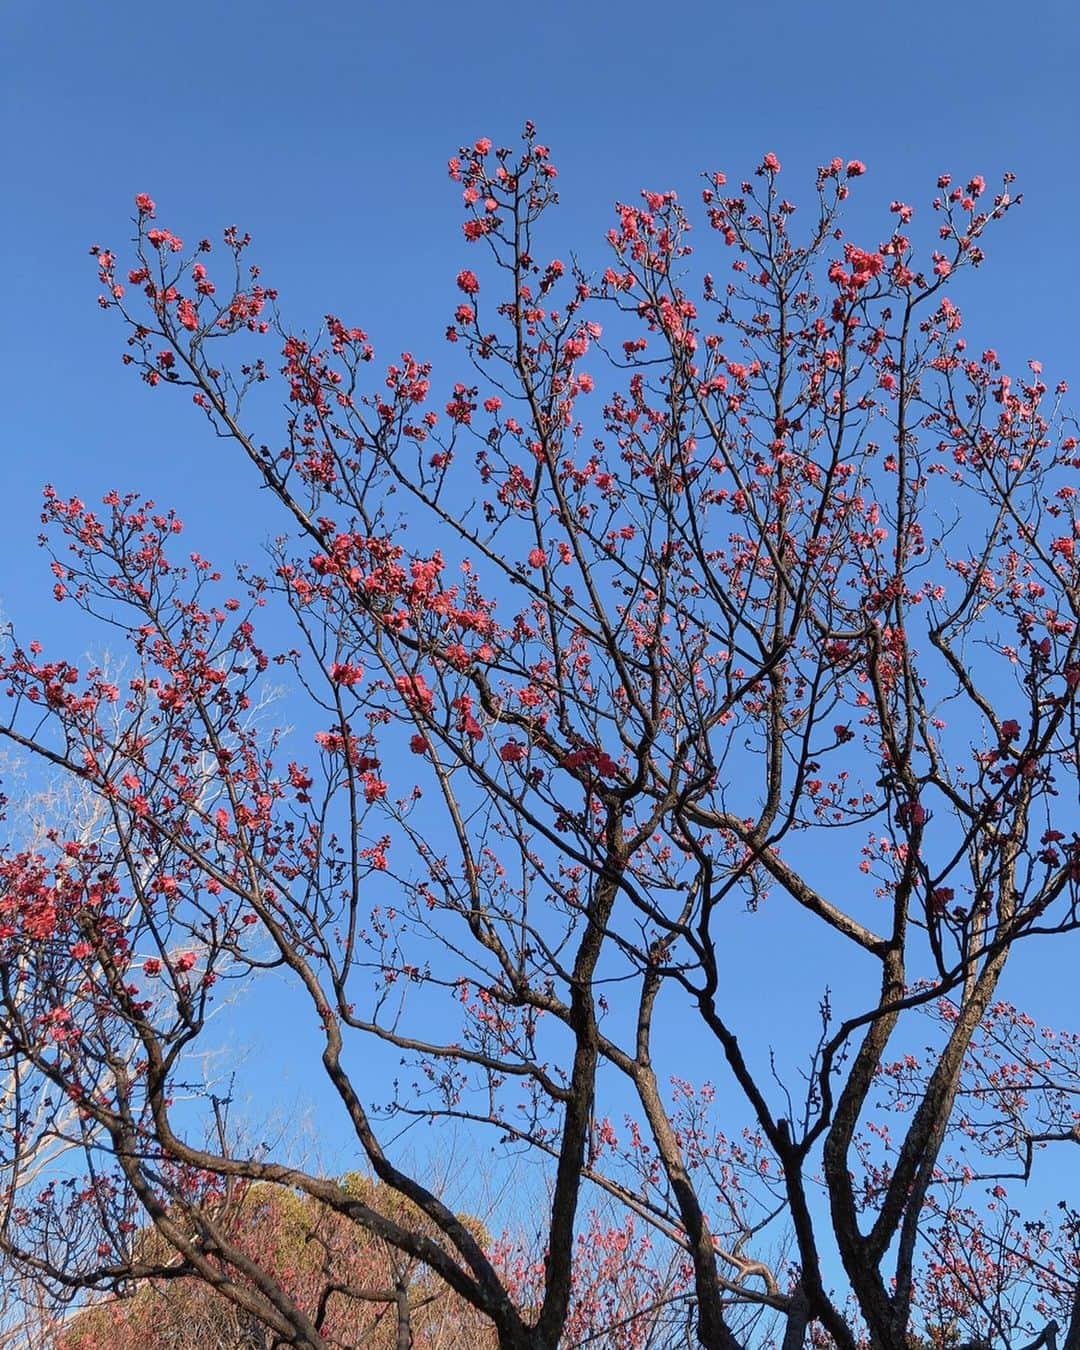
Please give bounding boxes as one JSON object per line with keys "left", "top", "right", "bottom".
{"left": 395, "top": 673, "right": 434, "bottom": 713}
{"left": 456, "top": 269, "right": 480, "bottom": 295}
{"left": 846, "top": 246, "right": 885, "bottom": 284}
{"left": 146, "top": 228, "right": 183, "bottom": 253}
{"left": 528, "top": 547, "right": 547, "bottom": 569}
{"left": 329, "top": 661, "right": 364, "bottom": 686}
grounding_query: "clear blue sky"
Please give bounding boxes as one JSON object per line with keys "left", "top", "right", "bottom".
{"left": 6, "top": 0, "right": 1078, "bottom": 574}
{"left": 4, "top": 0, "right": 1079, "bottom": 1247}
{"left": 6, "top": 0, "right": 1078, "bottom": 601}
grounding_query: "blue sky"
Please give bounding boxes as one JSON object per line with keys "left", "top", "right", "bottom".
{"left": 6, "top": 0, "right": 1078, "bottom": 588}
{"left": 4, "top": 0, "right": 1080, "bottom": 1276}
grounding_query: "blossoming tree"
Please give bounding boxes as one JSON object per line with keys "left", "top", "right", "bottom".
{"left": 1, "top": 126, "right": 1079, "bottom": 1348}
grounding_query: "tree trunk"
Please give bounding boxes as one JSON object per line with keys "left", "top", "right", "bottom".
{"left": 394, "top": 1280, "right": 414, "bottom": 1350}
